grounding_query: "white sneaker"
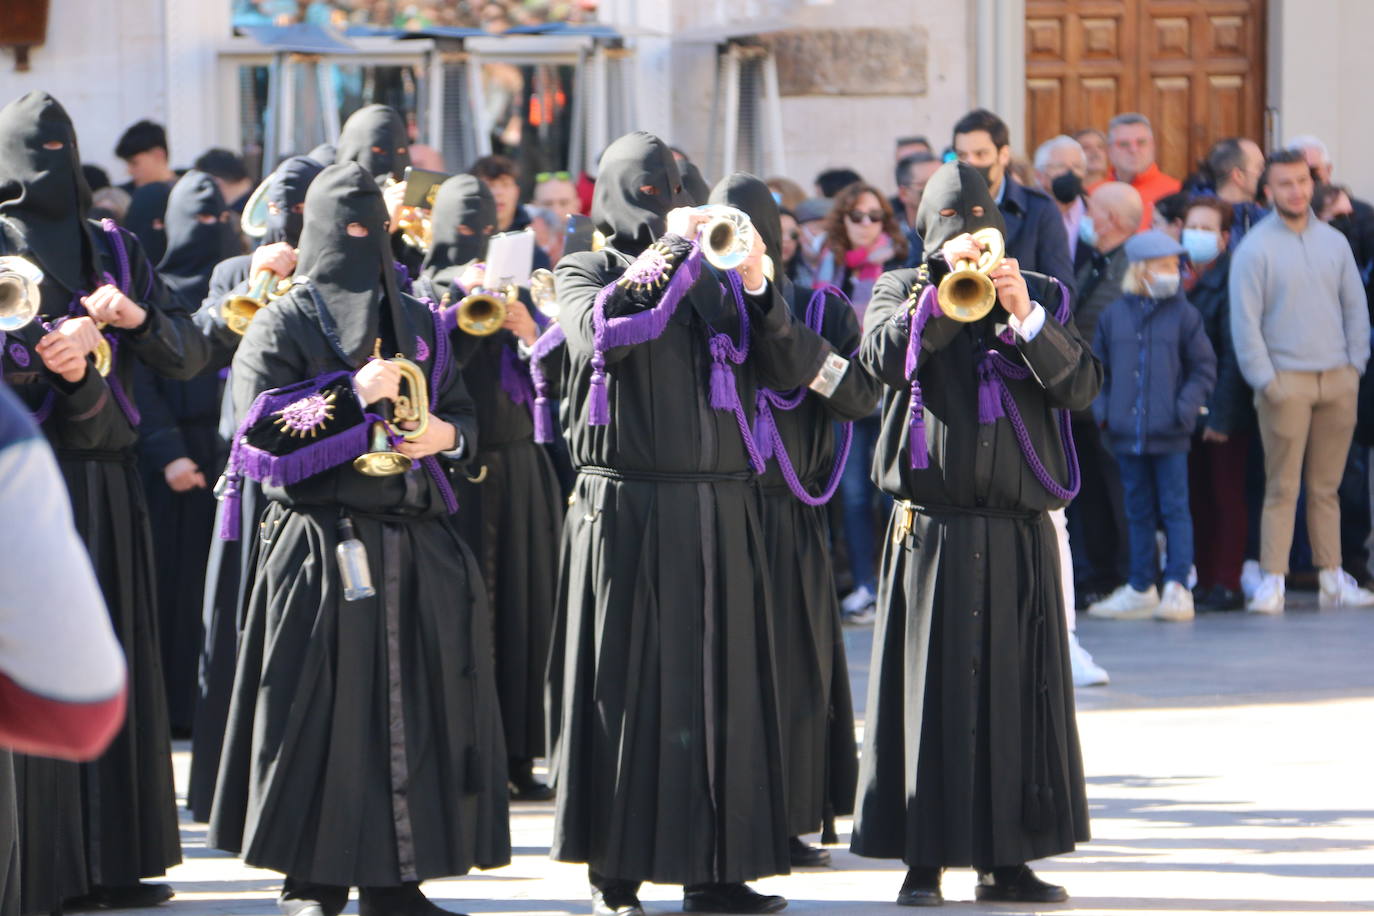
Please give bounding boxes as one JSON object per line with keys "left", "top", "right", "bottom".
{"left": 1155, "top": 581, "right": 1195, "bottom": 622}
{"left": 1247, "top": 573, "right": 1285, "bottom": 614}
{"left": 1068, "top": 633, "right": 1109, "bottom": 686}
{"left": 1240, "top": 560, "right": 1263, "bottom": 600}
{"left": 1087, "top": 584, "right": 1159, "bottom": 619}
{"left": 841, "top": 584, "right": 876, "bottom": 614}
{"left": 1317, "top": 568, "right": 1374, "bottom": 608}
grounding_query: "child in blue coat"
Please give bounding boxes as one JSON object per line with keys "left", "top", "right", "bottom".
{"left": 1087, "top": 230, "right": 1217, "bottom": 621}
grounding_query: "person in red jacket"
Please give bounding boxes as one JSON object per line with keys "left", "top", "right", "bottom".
{"left": 1107, "top": 113, "right": 1181, "bottom": 230}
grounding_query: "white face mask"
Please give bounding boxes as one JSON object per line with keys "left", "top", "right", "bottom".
{"left": 1144, "top": 271, "right": 1181, "bottom": 299}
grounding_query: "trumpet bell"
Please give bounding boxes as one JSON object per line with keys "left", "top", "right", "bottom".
{"left": 222, "top": 269, "right": 287, "bottom": 336}
{"left": 455, "top": 286, "right": 514, "bottom": 337}
{"left": 0, "top": 255, "right": 43, "bottom": 332}
{"left": 529, "top": 268, "right": 558, "bottom": 320}
{"left": 698, "top": 206, "right": 755, "bottom": 272}
{"left": 240, "top": 174, "right": 273, "bottom": 239}
{"left": 353, "top": 421, "right": 414, "bottom": 476}
{"left": 936, "top": 228, "right": 1006, "bottom": 323}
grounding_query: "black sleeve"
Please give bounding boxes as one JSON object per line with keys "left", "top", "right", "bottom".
{"left": 1014, "top": 279, "right": 1102, "bottom": 412}
{"left": 192, "top": 258, "right": 254, "bottom": 373}
{"left": 747, "top": 279, "right": 832, "bottom": 392}
{"left": 813, "top": 291, "right": 881, "bottom": 422}
{"left": 115, "top": 228, "right": 213, "bottom": 380}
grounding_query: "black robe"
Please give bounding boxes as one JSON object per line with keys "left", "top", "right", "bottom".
{"left": 206, "top": 282, "right": 511, "bottom": 886}
{"left": 759, "top": 284, "right": 875, "bottom": 838}
{"left": 0, "top": 218, "right": 205, "bottom": 906}
{"left": 546, "top": 239, "right": 831, "bottom": 885}
{"left": 185, "top": 253, "right": 253, "bottom": 822}
{"left": 849, "top": 265, "right": 1097, "bottom": 868}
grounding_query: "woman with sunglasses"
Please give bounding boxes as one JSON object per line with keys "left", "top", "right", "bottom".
{"left": 815, "top": 183, "right": 908, "bottom": 623}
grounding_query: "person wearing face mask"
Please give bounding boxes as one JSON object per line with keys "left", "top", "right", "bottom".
{"left": 1068, "top": 182, "right": 1141, "bottom": 607}
{"left": 1033, "top": 135, "right": 1090, "bottom": 268}
{"left": 1230, "top": 150, "right": 1373, "bottom": 614}
{"left": 851, "top": 161, "right": 1099, "bottom": 907}
{"left": 208, "top": 162, "right": 509, "bottom": 916}
{"left": 544, "top": 132, "right": 833, "bottom": 916}
{"left": 952, "top": 109, "right": 1075, "bottom": 295}
{"left": 416, "top": 174, "right": 564, "bottom": 804}
{"left": 1179, "top": 197, "right": 1254, "bottom": 612}
{"left": 184, "top": 153, "right": 323, "bottom": 823}
{"left": 336, "top": 104, "right": 422, "bottom": 276}
{"left": 1087, "top": 232, "right": 1217, "bottom": 622}
{"left": 0, "top": 91, "right": 212, "bottom": 912}
{"left": 134, "top": 170, "right": 242, "bottom": 737}
{"left": 709, "top": 171, "right": 880, "bottom": 869}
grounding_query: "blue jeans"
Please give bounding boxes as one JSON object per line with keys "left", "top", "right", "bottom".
{"left": 1116, "top": 451, "right": 1193, "bottom": 591}
{"left": 839, "top": 415, "right": 888, "bottom": 593}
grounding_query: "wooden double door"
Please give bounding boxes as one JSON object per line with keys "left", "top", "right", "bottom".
{"left": 1025, "top": 0, "right": 1267, "bottom": 181}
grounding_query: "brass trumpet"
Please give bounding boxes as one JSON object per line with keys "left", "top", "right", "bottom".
{"left": 529, "top": 268, "right": 558, "bottom": 320}
{"left": 937, "top": 228, "right": 1006, "bottom": 323}
{"left": 354, "top": 340, "right": 432, "bottom": 477}
{"left": 240, "top": 174, "right": 273, "bottom": 239}
{"left": 381, "top": 176, "right": 432, "bottom": 251}
{"left": 454, "top": 283, "right": 517, "bottom": 337}
{"left": 223, "top": 269, "right": 291, "bottom": 336}
{"left": 0, "top": 256, "right": 43, "bottom": 332}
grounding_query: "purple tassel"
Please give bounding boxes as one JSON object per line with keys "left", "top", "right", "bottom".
{"left": 588, "top": 356, "right": 610, "bottom": 426}
{"left": 529, "top": 324, "right": 566, "bottom": 444}
{"left": 908, "top": 381, "right": 929, "bottom": 470}
{"left": 533, "top": 395, "right": 555, "bottom": 444}
{"left": 708, "top": 341, "right": 738, "bottom": 411}
{"left": 219, "top": 481, "right": 242, "bottom": 541}
{"left": 237, "top": 417, "right": 377, "bottom": 487}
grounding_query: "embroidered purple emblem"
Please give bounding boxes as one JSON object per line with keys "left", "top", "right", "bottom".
{"left": 7, "top": 342, "right": 30, "bottom": 368}
{"left": 618, "top": 245, "right": 673, "bottom": 290}
{"left": 414, "top": 336, "right": 430, "bottom": 362}
{"left": 273, "top": 390, "right": 338, "bottom": 438}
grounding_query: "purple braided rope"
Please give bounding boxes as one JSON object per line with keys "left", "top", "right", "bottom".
{"left": 99, "top": 219, "right": 132, "bottom": 294}
{"left": 714, "top": 270, "right": 766, "bottom": 475}
{"left": 529, "top": 323, "right": 566, "bottom": 444}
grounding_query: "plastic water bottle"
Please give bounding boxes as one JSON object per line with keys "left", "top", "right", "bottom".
{"left": 335, "top": 516, "right": 375, "bottom": 601}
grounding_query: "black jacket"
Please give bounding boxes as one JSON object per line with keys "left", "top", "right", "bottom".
{"left": 1000, "top": 177, "right": 1076, "bottom": 297}
{"left": 1187, "top": 252, "right": 1253, "bottom": 436}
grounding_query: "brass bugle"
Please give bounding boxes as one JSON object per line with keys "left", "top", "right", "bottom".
{"left": 240, "top": 174, "right": 272, "bottom": 238}
{"left": 381, "top": 176, "right": 432, "bottom": 251}
{"left": 936, "top": 227, "right": 1005, "bottom": 323}
{"left": 0, "top": 256, "right": 43, "bottom": 333}
{"left": 455, "top": 284, "right": 516, "bottom": 337}
{"left": 354, "top": 342, "right": 432, "bottom": 477}
{"left": 223, "top": 269, "right": 289, "bottom": 336}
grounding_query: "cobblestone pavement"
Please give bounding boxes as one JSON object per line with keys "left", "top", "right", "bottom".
{"left": 139, "top": 592, "right": 1374, "bottom": 915}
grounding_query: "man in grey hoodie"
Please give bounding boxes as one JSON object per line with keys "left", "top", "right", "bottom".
{"left": 1230, "top": 149, "right": 1372, "bottom": 613}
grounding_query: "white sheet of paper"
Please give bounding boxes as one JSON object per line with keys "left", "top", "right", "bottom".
{"left": 485, "top": 229, "right": 536, "bottom": 288}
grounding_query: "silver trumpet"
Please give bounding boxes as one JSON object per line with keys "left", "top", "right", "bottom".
{"left": 529, "top": 268, "right": 559, "bottom": 320}
{"left": 694, "top": 206, "right": 774, "bottom": 280}
{"left": 0, "top": 256, "right": 43, "bottom": 332}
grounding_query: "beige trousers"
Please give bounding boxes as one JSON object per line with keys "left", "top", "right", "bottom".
{"left": 1255, "top": 367, "right": 1360, "bottom": 574}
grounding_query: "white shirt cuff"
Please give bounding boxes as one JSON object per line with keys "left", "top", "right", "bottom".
{"left": 441, "top": 433, "right": 466, "bottom": 460}
{"left": 744, "top": 278, "right": 769, "bottom": 297}
{"left": 1007, "top": 302, "right": 1046, "bottom": 341}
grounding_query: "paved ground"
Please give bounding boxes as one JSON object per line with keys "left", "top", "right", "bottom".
{"left": 144, "top": 592, "right": 1374, "bottom": 915}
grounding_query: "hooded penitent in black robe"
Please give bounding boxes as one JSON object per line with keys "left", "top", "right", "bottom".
{"left": 544, "top": 132, "right": 831, "bottom": 886}
{"left": 0, "top": 91, "right": 207, "bottom": 910}
{"left": 707, "top": 173, "right": 877, "bottom": 841}
{"left": 136, "top": 170, "right": 242, "bottom": 734}
{"left": 419, "top": 174, "right": 564, "bottom": 771}
{"left": 208, "top": 162, "right": 510, "bottom": 891}
{"left": 335, "top": 104, "right": 423, "bottom": 276}
{"left": 849, "top": 162, "right": 1096, "bottom": 869}
{"left": 124, "top": 180, "right": 171, "bottom": 266}
{"left": 186, "top": 153, "right": 323, "bottom": 822}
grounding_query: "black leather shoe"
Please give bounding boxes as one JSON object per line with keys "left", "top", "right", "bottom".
{"left": 788, "top": 836, "right": 831, "bottom": 867}
{"left": 975, "top": 865, "right": 1067, "bottom": 903}
{"left": 591, "top": 885, "right": 644, "bottom": 916}
{"left": 683, "top": 883, "right": 787, "bottom": 913}
{"left": 509, "top": 757, "right": 556, "bottom": 802}
{"left": 895, "top": 867, "right": 943, "bottom": 907}
{"left": 66, "top": 883, "right": 176, "bottom": 910}
{"left": 360, "top": 884, "right": 466, "bottom": 916}
{"left": 1198, "top": 585, "right": 1244, "bottom": 612}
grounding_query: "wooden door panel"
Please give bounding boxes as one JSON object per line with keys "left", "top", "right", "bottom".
{"left": 1026, "top": 0, "right": 1265, "bottom": 181}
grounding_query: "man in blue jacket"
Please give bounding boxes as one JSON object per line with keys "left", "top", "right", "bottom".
{"left": 953, "top": 108, "right": 1076, "bottom": 295}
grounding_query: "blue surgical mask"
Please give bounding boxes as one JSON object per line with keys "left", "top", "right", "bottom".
{"left": 1181, "top": 228, "right": 1221, "bottom": 266}
{"left": 1078, "top": 215, "right": 1098, "bottom": 248}
{"left": 1144, "top": 271, "right": 1181, "bottom": 299}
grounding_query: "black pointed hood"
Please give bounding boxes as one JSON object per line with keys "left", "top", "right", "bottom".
{"left": 336, "top": 105, "right": 410, "bottom": 182}
{"left": 915, "top": 160, "right": 1007, "bottom": 262}
{"left": 125, "top": 181, "right": 172, "bottom": 266}
{"left": 0, "top": 91, "right": 95, "bottom": 293}
{"left": 707, "top": 171, "right": 782, "bottom": 268}
{"left": 263, "top": 155, "right": 324, "bottom": 246}
{"left": 422, "top": 173, "right": 495, "bottom": 277}
{"left": 679, "top": 160, "right": 710, "bottom": 207}
{"left": 158, "top": 169, "right": 240, "bottom": 304}
{"left": 295, "top": 162, "right": 414, "bottom": 367}
{"left": 591, "top": 131, "right": 682, "bottom": 257}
